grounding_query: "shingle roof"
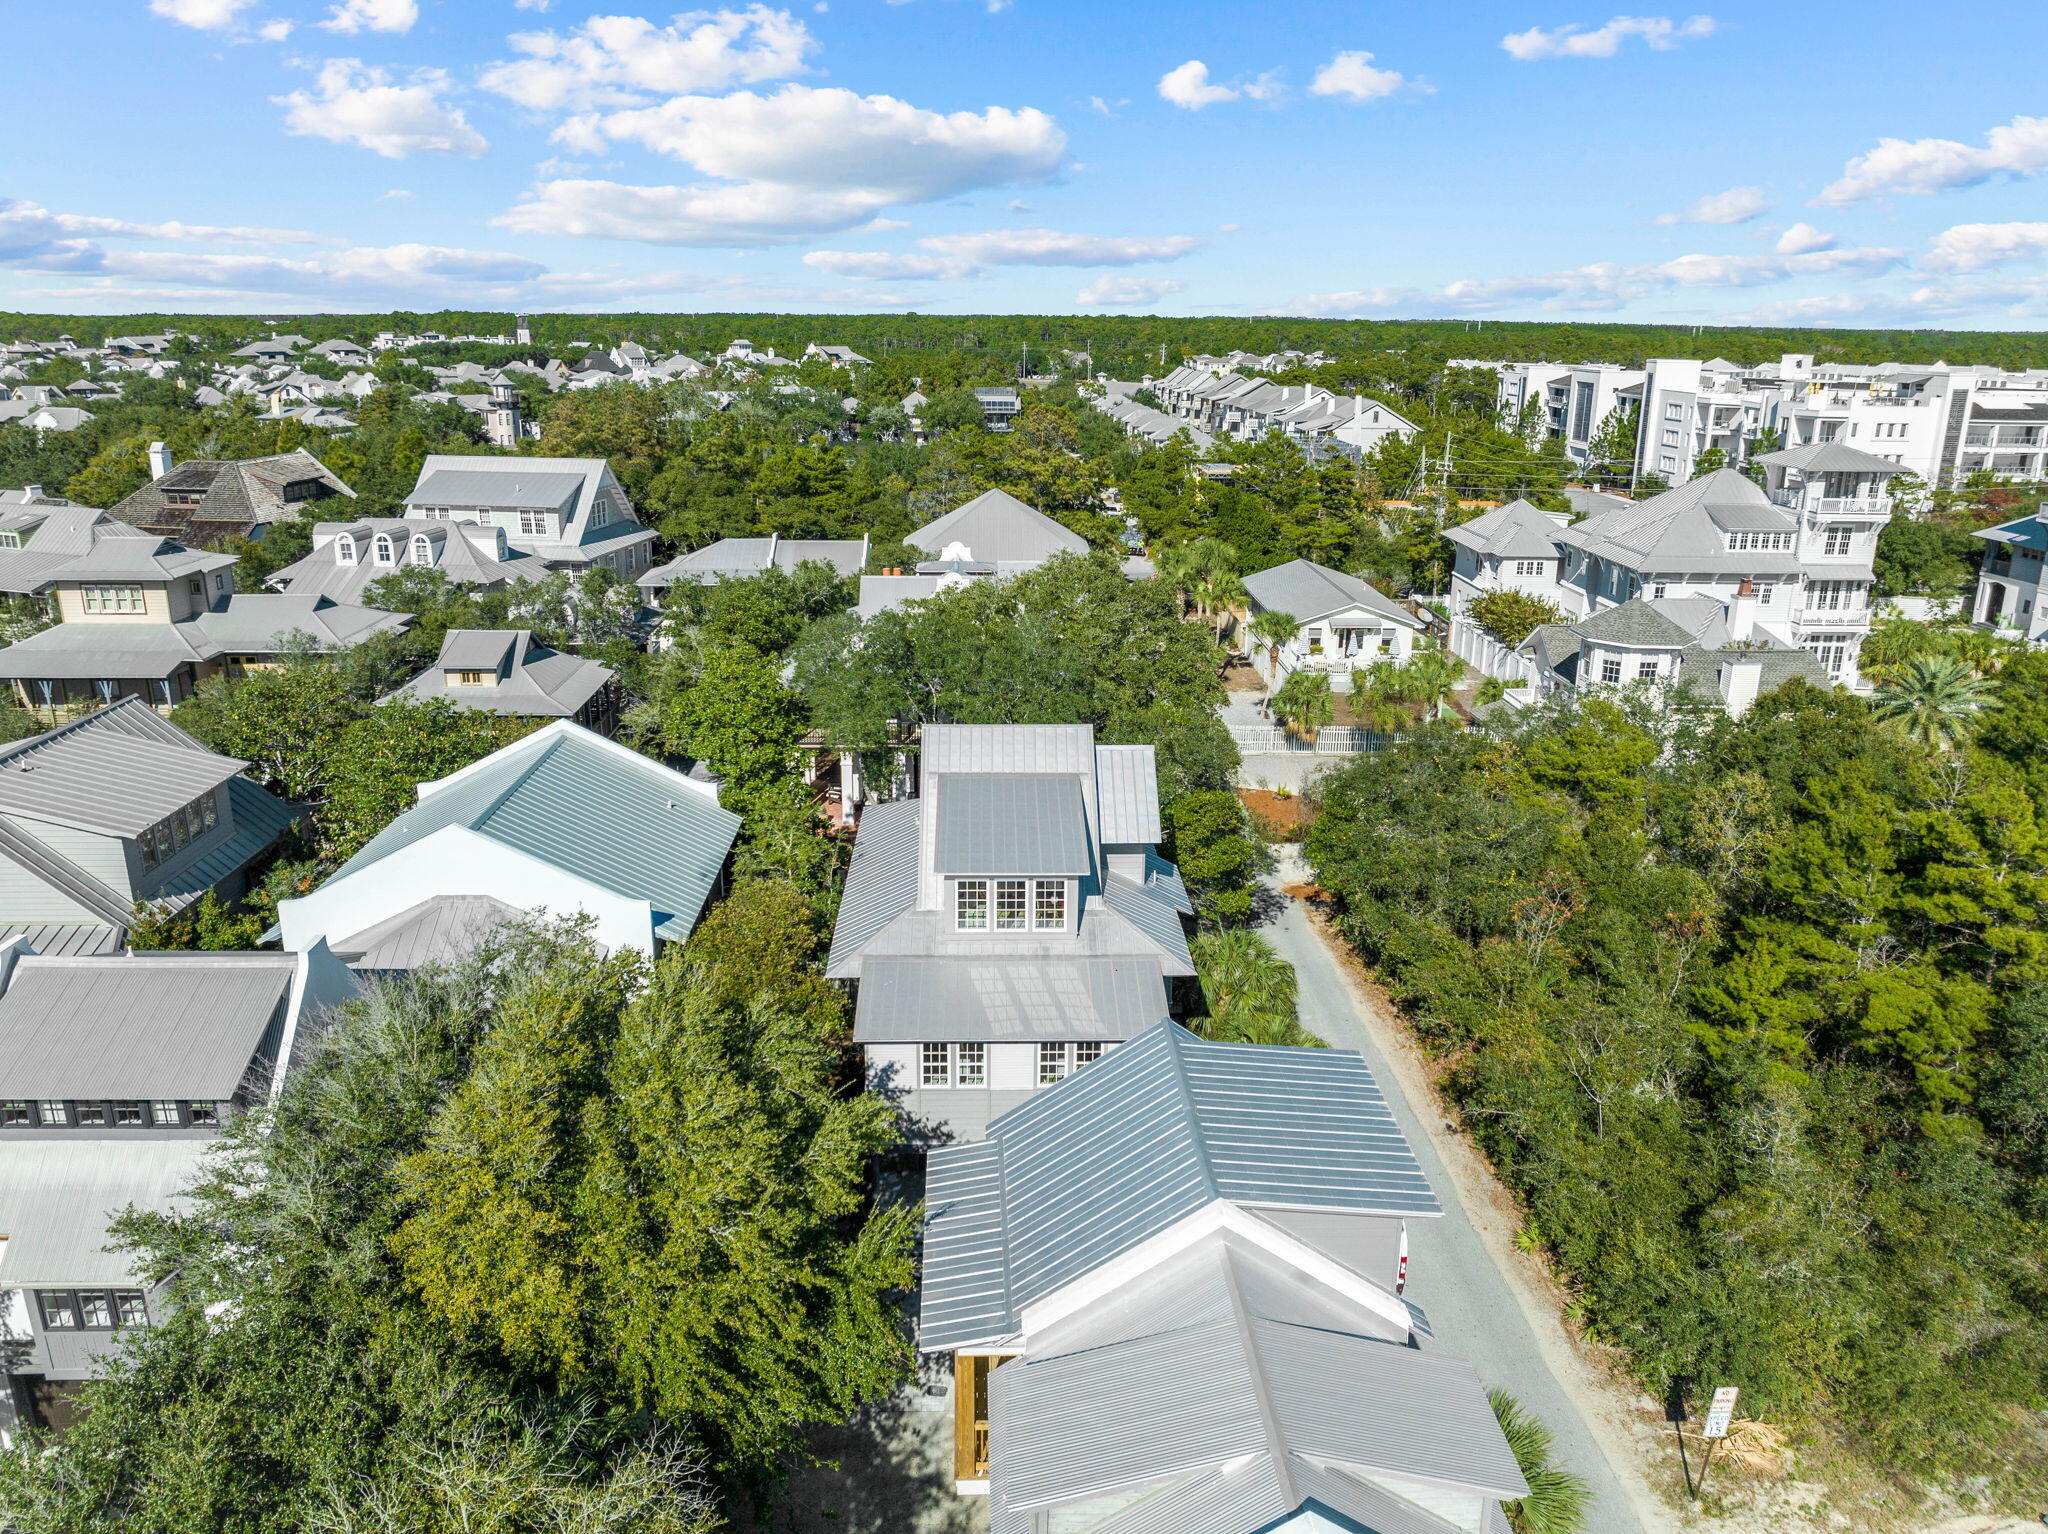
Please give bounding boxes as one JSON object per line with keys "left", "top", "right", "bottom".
{"left": 1242, "top": 559, "right": 1421, "bottom": 628}
{"left": 0, "top": 1138, "right": 215, "bottom": 1287}
{"left": 325, "top": 725, "right": 740, "bottom": 945}
{"left": 0, "top": 951, "right": 296, "bottom": 1099}
{"left": 909, "top": 489, "right": 1089, "bottom": 567}
{"left": 934, "top": 774, "right": 1093, "bottom": 876}
{"left": 1569, "top": 599, "right": 1701, "bottom": 648}
{"left": 106, "top": 450, "right": 353, "bottom": 545}
{"left": 919, "top": 1021, "right": 1440, "bottom": 1349}
{"left": 853, "top": 956, "right": 1167, "bottom": 1043}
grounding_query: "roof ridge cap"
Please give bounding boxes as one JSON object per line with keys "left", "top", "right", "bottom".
{"left": 1219, "top": 1243, "right": 1296, "bottom": 1507}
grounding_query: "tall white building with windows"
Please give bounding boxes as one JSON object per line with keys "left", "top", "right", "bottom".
{"left": 1456, "top": 447, "right": 1902, "bottom": 690}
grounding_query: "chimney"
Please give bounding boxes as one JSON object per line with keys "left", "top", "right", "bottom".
{"left": 147, "top": 441, "right": 173, "bottom": 480}
{"left": 1721, "top": 658, "right": 1764, "bottom": 717}
{"left": 21, "top": 485, "right": 40, "bottom": 501}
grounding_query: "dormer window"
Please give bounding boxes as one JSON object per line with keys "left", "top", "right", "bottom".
{"left": 372, "top": 534, "right": 396, "bottom": 565}
{"left": 80, "top": 583, "right": 146, "bottom": 614}
{"left": 448, "top": 669, "right": 493, "bottom": 687}
{"left": 336, "top": 538, "right": 358, "bottom": 565}
{"left": 138, "top": 790, "right": 219, "bottom": 870}
{"left": 0, "top": 532, "right": 18, "bottom": 550}
{"left": 517, "top": 509, "right": 553, "bottom": 537}
{"left": 954, "top": 878, "right": 1069, "bottom": 932}
{"left": 410, "top": 535, "right": 434, "bottom": 564}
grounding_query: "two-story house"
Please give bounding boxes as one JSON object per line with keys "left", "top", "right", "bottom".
{"left": 1454, "top": 453, "right": 1900, "bottom": 691}
{"left": 273, "top": 719, "right": 739, "bottom": 974}
{"left": 0, "top": 937, "right": 356, "bottom": 1439}
{"left": 920, "top": 1020, "right": 1530, "bottom": 1530}
{"left": 400, "top": 456, "right": 658, "bottom": 579}
{"left": 384, "top": 629, "right": 619, "bottom": 734}
{"left": 825, "top": 724, "right": 1194, "bottom": 1142}
{"left": 1971, "top": 507, "right": 2048, "bottom": 640}
{"left": 0, "top": 699, "right": 302, "bottom": 955}
{"left": 1239, "top": 559, "right": 1427, "bottom": 691}
{"left": 0, "top": 519, "right": 406, "bottom": 711}
{"left": 639, "top": 534, "right": 869, "bottom": 601}
{"left": 1444, "top": 498, "right": 1575, "bottom": 615}
{"left": 107, "top": 446, "right": 352, "bottom": 548}
{"left": 856, "top": 490, "right": 1092, "bottom": 618}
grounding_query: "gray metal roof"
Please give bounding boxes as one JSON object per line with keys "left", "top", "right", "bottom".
{"left": 1094, "top": 745, "right": 1160, "bottom": 845}
{"left": 439, "top": 629, "right": 520, "bottom": 670}
{"left": 919, "top": 1021, "right": 1441, "bottom": 1349}
{"left": 1242, "top": 559, "right": 1421, "bottom": 628}
{"left": 1100, "top": 873, "right": 1193, "bottom": 973}
{"left": 909, "top": 489, "right": 1088, "bottom": 567}
{"left": 853, "top": 956, "right": 1166, "bottom": 1042}
{"left": 934, "top": 775, "right": 1092, "bottom": 876}
{"left": 925, "top": 723, "right": 1096, "bottom": 777}
{"left": 0, "top": 1138, "right": 215, "bottom": 1287}
{"left": 408, "top": 468, "right": 584, "bottom": 510}
{"left": 1554, "top": 469, "right": 1799, "bottom": 576}
{"left": 825, "top": 799, "right": 921, "bottom": 975}
{"left": 143, "top": 776, "right": 302, "bottom": 915}
{"left": 0, "top": 952, "right": 295, "bottom": 1098}
{"left": 986, "top": 1234, "right": 1526, "bottom": 1531}
{"left": 0, "top": 620, "right": 207, "bottom": 680}
{"left": 332, "top": 893, "right": 523, "bottom": 972}
{"left": 1755, "top": 442, "right": 1904, "bottom": 475}
{"left": 0, "top": 696, "right": 246, "bottom": 837}
{"left": 387, "top": 630, "right": 612, "bottom": 718}
{"left": 1442, "top": 499, "right": 1566, "bottom": 561}
{"left": 325, "top": 726, "right": 740, "bottom": 945}
{"left": 190, "top": 595, "right": 409, "bottom": 653}
{"left": 0, "top": 923, "right": 123, "bottom": 957}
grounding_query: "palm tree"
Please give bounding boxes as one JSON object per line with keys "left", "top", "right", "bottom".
{"left": 1869, "top": 654, "right": 1998, "bottom": 751}
{"left": 1247, "top": 609, "right": 1301, "bottom": 676}
{"left": 1399, "top": 646, "right": 1468, "bottom": 720}
{"left": 1270, "top": 672, "right": 1335, "bottom": 741}
{"left": 1190, "top": 931, "right": 1312, "bottom": 1045}
{"left": 1488, "top": 1389, "right": 1592, "bottom": 1534}
{"left": 1152, "top": 541, "right": 1202, "bottom": 616}
{"left": 1195, "top": 568, "right": 1248, "bottom": 643}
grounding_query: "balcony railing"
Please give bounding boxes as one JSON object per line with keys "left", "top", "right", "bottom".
{"left": 1767, "top": 494, "right": 1891, "bottom": 517}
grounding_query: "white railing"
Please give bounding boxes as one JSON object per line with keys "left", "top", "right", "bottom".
{"left": 1449, "top": 616, "right": 1540, "bottom": 685}
{"left": 1230, "top": 723, "right": 1392, "bottom": 755}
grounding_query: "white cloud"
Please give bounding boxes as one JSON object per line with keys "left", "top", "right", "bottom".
{"left": 497, "top": 178, "right": 892, "bottom": 245}
{"left": 481, "top": 7, "right": 815, "bottom": 112}
{"left": 805, "top": 227, "right": 1204, "bottom": 280}
{"left": 1158, "top": 60, "right": 1237, "bottom": 110}
{"left": 1655, "top": 185, "right": 1767, "bottom": 225}
{"left": 379, "top": 188, "right": 414, "bottom": 200}
{"left": 525, "top": 85, "right": 1065, "bottom": 241}
{"left": 1923, "top": 221, "right": 2048, "bottom": 274}
{"left": 1087, "top": 96, "right": 1126, "bottom": 116}
{"left": 320, "top": 0, "right": 417, "bottom": 33}
{"left": 1774, "top": 221, "right": 1834, "bottom": 254}
{"left": 148, "top": 0, "right": 258, "bottom": 29}
{"left": 259, "top": 18, "right": 293, "bottom": 39}
{"left": 1310, "top": 50, "right": 1426, "bottom": 103}
{"left": 0, "top": 200, "right": 325, "bottom": 255}
{"left": 1077, "top": 275, "right": 1184, "bottom": 306}
{"left": 1272, "top": 243, "right": 1903, "bottom": 317}
{"left": 1501, "top": 14, "right": 1716, "bottom": 60}
{"left": 277, "top": 60, "right": 488, "bottom": 159}
{"left": 514, "top": 0, "right": 551, "bottom": 8}
{"left": 1815, "top": 115, "right": 2048, "bottom": 206}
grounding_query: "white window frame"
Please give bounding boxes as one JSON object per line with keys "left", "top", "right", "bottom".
{"left": 80, "top": 583, "right": 146, "bottom": 614}
{"left": 518, "top": 509, "right": 552, "bottom": 537}
{"left": 1822, "top": 524, "right": 1854, "bottom": 557}
{"left": 1038, "top": 1043, "right": 1072, "bottom": 1086}
{"left": 956, "top": 1042, "right": 987, "bottom": 1087}
{"left": 1599, "top": 657, "right": 1623, "bottom": 685}
{"left": 954, "top": 879, "right": 989, "bottom": 931}
{"left": 1032, "top": 879, "right": 1067, "bottom": 932}
{"left": 921, "top": 1043, "right": 951, "bottom": 1088}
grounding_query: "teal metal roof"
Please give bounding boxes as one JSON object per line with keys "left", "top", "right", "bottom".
{"left": 327, "top": 730, "right": 740, "bottom": 943}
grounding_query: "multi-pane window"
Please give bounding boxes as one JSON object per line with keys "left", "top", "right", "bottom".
{"left": 994, "top": 880, "right": 1029, "bottom": 931}
{"left": 1033, "top": 879, "right": 1066, "bottom": 931}
{"left": 1803, "top": 634, "right": 1854, "bottom": 676}
{"left": 956, "top": 1043, "right": 987, "bottom": 1086}
{"left": 80, "top": 583, "right": 146, "bottom": 614}
{"left": 1757, "top": 583, "right": 1775, "bottom": 606}
{"left": 1636, "top": 660, "right": 1659, "bottom": 681}
{"left": 518, "top": 510, "right": 552, "bottom": 536}
{"left": 113, "top": 1101, "right": 143, "bottom": 1125}
{"left": 955, "top": 879, "right": 989, "bottom": 931}
{"left": 1, "top": 1100, "right": 29, "bottom": 1126}
{"left": 449, "top": 670, "right": 492, "bottom": 686}
{"left": 1726, "top": 532, "right": 1792, "bottom": 552}
{"left": 920, "top": 1043, "right": 988, "bottom": 1088}
{"left": 1822, "top": 524, "right": 1854, "bottom": 557}
{"left": 188, "top": 1101, "right": 220, "bottom": 1126}
{"left": 1513, "top": 560, "right": 1547, "bottom": 576}
{"left": 37, "top": 1100, "right": 67, "bottom": 1126}
{"left": 138, "top": 792, "right": 219, "bottom": 870}
{"left": 1808, "top": 580, "right": 1863, "bottom": 611}
{"left": 1038, "top": 1043, "right": 1071, "bottom": 1086}
{"left": 75, "top": 1102, "right": 106, "bottom": 1126}
{"left": 150, "top": 1100, "right": 180, "bottom": 1126}
{"left": 921, "top": 1042, "right": 951, "bottom": 1087}
{"left": 1075, "top": 1042, "right": 1105, "bottom": 1068}
{"left": 1599, "top": 658, "right": 1623, "bottom": 685}
{"left": 36, "top": 1290, "right": 145, "bottom": 1332}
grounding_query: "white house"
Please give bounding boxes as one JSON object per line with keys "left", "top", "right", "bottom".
{"left": 1239, "top": 558, "right": 1427, "bottom": 691}
{"left": 400, "top": 455, "right": 658, "bottom": 578}
{"left": 273, "top": 720, "right": 740, "bottom": 973}
{"left": 1970, "top": 506, "right": 2048, "bottom": 640}
{"left": 919, "top": 1021, "right": 1530, "bottom": 1528}
{"left": 1444, "top": 498, "right": 1574, "bottom": 614}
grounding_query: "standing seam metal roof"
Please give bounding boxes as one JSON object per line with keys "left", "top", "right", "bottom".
{"left": 825, "top": 799, "right": 921, "bottom": 974}
{"left": 1094, "top": 744, "right": 1161, "bottom": 845}
{"left": 918, "top": 1022, "right": 1441, "bottom": 1350}
{"left": 934, "top": 775, "right": 1093, "bottom": 875}
{"left": 852, "top": 956, "right": 1166, "bottom": 1042}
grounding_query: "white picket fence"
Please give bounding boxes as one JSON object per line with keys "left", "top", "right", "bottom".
{"left": 1448, "top": 617, "right": 1539, "bottom": 686}
{"left": 1229, "top": 724, "right": 1392, "bottom": 755}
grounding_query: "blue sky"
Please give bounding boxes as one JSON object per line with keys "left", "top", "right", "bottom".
{"left": 7, "top": 1, "right": 2048, "bottom": 324}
